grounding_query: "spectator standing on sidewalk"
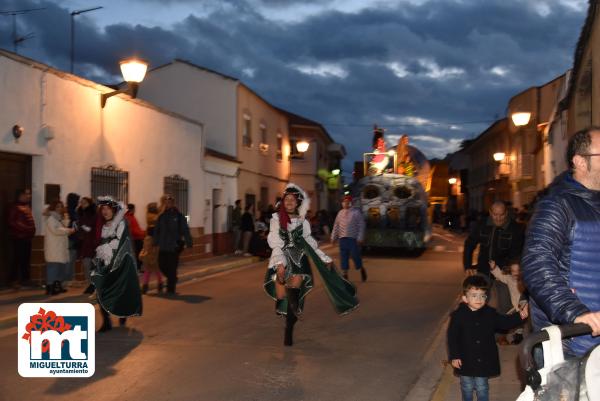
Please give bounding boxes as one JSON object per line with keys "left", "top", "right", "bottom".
{"left": 331, "top": 195, "right": 367, "bottom": 282}
{"left": 522, "top": 127, "right": 600, "bottom": 357}
{"left": 232, "top": 200, "right": 242, "bottom": 255}
{"left": 77, "top": 197, "right": 97, "bottom": 294}
{"left": 125, "top": 204, "right": 146, "bottom": 271}
{"left": 65, "top": 193, "right": 81, "bottom": 285}
{"left": 153, "top": 194, "right": 192, "bottom": 295}
{"left": 44, "top": 200, "right": 74, "bottom": 295}
{"left": 145, "top": 202, "right": 159, "bottom": 237}
{"left": 241, "top": 204, "right": 254, "bottom": 257}
{"left": 7, "top": 189, "right": 36, "bottom": 288}
{"left": 463, "top": 200, "right": 524, "bottom": 315}
{"left": 447, "top": 275, "right": 528, "bottom": 401}
{"left": 489, "top": 259, "right": 528, "bottom": 344}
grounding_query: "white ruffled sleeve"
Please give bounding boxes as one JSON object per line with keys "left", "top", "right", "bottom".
{"left": 302, "top": 219, "right": 332, "bottom": 264}
{"left": 96, "top": 220, "right": 125, "bottom": 266}
{"left": 267, "top": 214, "right": 286, "bottom": 270}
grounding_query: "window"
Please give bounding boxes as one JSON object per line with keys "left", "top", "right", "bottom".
{"left": 91, "top": 166, "right": 128, "bottom": 203}
{"left": 243, "top": 117, "right": 252, "bottom": 148}
{"left": 276, "top": 133, "right": 283, "bottom": 161}
{"left": 259, "top": 124, "right": 269, "bottom": 153}
{"left": 164, "top": 175, "right": 189, "bottom": 216}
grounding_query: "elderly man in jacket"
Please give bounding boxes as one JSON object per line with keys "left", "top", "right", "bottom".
{"left": 522, "top": 127, "right": 600, "bottom": 357}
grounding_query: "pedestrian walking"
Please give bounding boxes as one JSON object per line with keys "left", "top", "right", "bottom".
{"left": 65, "top": 193, "right": 81, "bottom": 284}
{"left": 232, "top": 199, "right": 242, "bottom": 255}
{"left": 76, "top": 197, "right": 97, "bottom": 294}
{"left": 92, "top": 197, "right": 142, "bottom": 332}
{"left": 43, "top": 200, "right": 74, "bottom": 295}
{"left": 463, "top": 200, "right": 524, "bottom": 316}
{"left": 241, "top": 204, "right": 254, "bottom": 257}
{"left": 139, "top": 235, "right": 162, "bottom": 294}
{"left": 447, "top": 275, "right": 528, "bottom": 401}
{"left": 522, "top": 127, "right": 600, "bottom": 358}
{"left": 7, "top": 188, "right": 36, "bottom": 288}
{"left": 263, "top": 184, "right": 359, "bottom": 346}
{"left": 331, "top": 195, "right": 367, "bottom": 282}
{"left": 125, "top": 203, "right": 146, "bottom": 271}
{"left": 153, "top": 194, "right": 192, "bottom": 295}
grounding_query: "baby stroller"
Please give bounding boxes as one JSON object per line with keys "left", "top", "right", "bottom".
{"left": 517, "top": 323, "right": 600, "bottom": 401}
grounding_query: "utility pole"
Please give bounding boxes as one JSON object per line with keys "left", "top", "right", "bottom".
{"left": 70, "top": 6, "right": 103, "bottom": 74}
{"left": 0, "top": 7, "right": 45, "bottom": 54}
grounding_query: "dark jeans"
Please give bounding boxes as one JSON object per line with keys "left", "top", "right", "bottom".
{"left": 158, "top": 250, "right": 179, "bottom": 293}
{"left": 459, "top": 376, "right": 489, "bottom": 401}
{"left": 10, "top": 238, "right": 32, "bottom": 283}
{"left": 339, "top": 237, "right": 363, "bottom": 271}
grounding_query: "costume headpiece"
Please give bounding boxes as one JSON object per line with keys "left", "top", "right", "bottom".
{"left": 278, "top": 183, "right": 310, "bottom": 230}
{"left": 97, "top": 196, "right": 121, "bottom": 211}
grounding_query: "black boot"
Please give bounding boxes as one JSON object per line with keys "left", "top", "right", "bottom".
{"left": 83, "top": 284, "right": 95, "bottom": 294}
{"left": 284, "top": 304, "right": 298, "bottom": 346}
{"left": 57, "top": 281, "right": 67, "bottom": 293}
{"left": 142, "top": 284, "right": 149, "bottom": 294}
{"left": 360, "top": 267, "right": 367, "bottom": 282}
{"left": 98, "top": 309, "right": 112, "bottom": 333}
{"left": 286, "top": 288, "right": 301, "bottom": 317}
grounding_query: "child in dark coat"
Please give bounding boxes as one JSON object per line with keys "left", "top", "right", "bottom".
{"left": 447, "top": 275, "right": 528, "bottom": 401}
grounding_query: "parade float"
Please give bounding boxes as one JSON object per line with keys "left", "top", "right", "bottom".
{"left": 349, "top": 127, "right": 431, "bottom": 254}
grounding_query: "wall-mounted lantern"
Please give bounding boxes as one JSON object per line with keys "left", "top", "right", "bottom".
{"left": 101, "top": 58, "right": 148, "bottom": 108}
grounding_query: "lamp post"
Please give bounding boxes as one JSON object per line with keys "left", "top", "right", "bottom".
{"left": 493, "top": 152, "right": 506, "bottom": 162}
{"left": 70, "top": 6, "right": 103, "bottom": 74}
{"left": 448, "top": 177, "right": 457, "bottom": 185}
{"left": 101, "top": 58, "right": 148, "bottom": 108}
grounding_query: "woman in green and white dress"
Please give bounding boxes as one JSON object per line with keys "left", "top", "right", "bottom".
{"left": 93, "top": 197, "right": 142, "bottom": 332}
{"left": 264, "top": 184, "right": 359, "bottom": 346}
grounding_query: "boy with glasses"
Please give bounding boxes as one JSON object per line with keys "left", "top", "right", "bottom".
{"left": 447, "top": 275, "right": 528, "bottom": 401}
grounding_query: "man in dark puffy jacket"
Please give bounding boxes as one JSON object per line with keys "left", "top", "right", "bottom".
{"left": 522, "top": 127, "right": 600, "bottom": 357}
{"left": 463, "top": 200, "right": 525, "bottom": 314}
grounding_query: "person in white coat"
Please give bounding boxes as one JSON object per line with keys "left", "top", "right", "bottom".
{"left": 44, "top": 200, "right": 74, "bottom": 295}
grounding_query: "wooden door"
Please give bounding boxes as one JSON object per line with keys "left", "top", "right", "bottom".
{"left": 0, "top": 152, "right": 32, "bottom": 287}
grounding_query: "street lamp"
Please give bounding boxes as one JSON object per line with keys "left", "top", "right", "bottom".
{"left": 511, "top": 112, "right": 531, "bottom": 127}
{"left": 448, "top": 177, "right": 457, "bottom": 185}
{"left": 101, "top": 58, "right": 148, "bottom": 108}
{"left": 332, "top": 169, "right": 341, "bottom": 176}
{"left": 493, "top": 152, "right": 506, "bottom": 162}
{"left": 70, "top": 6, "right": 103, "bottom": 74}
{"left": 296, "top": 140, "right": 310, "bottom": 153}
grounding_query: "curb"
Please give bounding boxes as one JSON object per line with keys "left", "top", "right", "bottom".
{"left": 403, "top": 296, "right": 460, "bottom": 401}
{"left": 0, "top": 255, "right": 262, "bottom": 331}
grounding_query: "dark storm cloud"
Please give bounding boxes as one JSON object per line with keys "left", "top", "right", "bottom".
{"left": 0, "top": 0, "right": 587, "bottom": 168}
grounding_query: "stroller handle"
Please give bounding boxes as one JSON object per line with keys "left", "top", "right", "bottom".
{"left": 520, "top": 323, "right": 592, "bottom": 390}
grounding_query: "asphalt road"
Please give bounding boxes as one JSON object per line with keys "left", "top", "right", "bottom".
{"left": 0, "top": 230, "right": 465, "bottom": 401}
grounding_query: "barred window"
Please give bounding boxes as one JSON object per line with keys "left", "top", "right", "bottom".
{"left": 164, "top": 175, "right": 189, "bottom": 216}
{"left": 91, "top": 166, "right": 128, "bottom": 203}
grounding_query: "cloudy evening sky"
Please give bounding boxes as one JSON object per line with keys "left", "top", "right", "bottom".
{"left": 0, "top": 0, "right": 589, "bottom": 173}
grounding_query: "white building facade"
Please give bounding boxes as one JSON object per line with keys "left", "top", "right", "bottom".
{"left": 0, "top": 50, "right": 207, "bottom": 285}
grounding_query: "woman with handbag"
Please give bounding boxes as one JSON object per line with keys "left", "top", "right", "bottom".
{"left": 153, "top": 194, "right": 193, "bottom": 295}
{"left": 264, "top": 184, "right": 359, "bottom": 346}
